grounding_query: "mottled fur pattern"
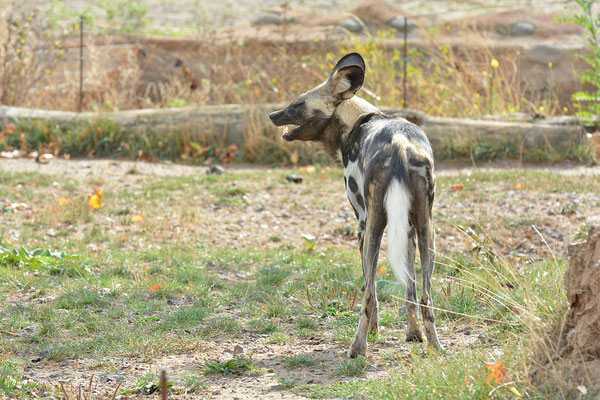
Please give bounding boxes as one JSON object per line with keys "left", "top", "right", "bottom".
{"left": 270, "top": 53, "right": 442, "bottom": 357}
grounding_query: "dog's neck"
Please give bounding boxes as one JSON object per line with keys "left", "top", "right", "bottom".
{"left": 320, "top": 96, "right": 380, "bottom": 161}
{"left": 336, "top": 96, "right": 380, "bottom": 131}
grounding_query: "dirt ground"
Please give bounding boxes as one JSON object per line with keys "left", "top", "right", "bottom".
{"left": 2, "top": 158, "right": 599, "bottom": 258}
{"left": 1, "top": 158, "right": 600, "bottom": 399}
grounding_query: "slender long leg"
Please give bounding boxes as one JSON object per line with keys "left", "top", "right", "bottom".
{"left": 347, "top": 208, "right": 385, "bottom": 358}
{"left": 418, "top": 219, "right": 443, "bottom": 349}
{"left": 405, "top": 225, "right": 424, "bottom": 342}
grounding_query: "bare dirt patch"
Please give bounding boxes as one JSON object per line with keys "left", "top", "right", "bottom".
{"left": 2, "top": 158, "right": 598, "bottom": 258}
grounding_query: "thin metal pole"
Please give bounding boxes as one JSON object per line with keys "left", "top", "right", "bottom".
{"left": 78, "top": 15, "right": 84, "bottom": 112}
{"left": 402, "top": 16, "right": 408, "bottom": 109}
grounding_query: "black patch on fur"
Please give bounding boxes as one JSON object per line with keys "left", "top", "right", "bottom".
{"left": 349, "top": 142, "right": 359, "bottom": 162}
{"left": 341, "top": 113, "right": 380, "bottom": 165}
{"left": 356, "top": 193, "right": 365, "bottom": 210}
{"left": 359, "top": 220, "right": 366, "bottom": 232}
{"left": 344, "top": 176, "right": 347, "bottom": 187}
{"left": 348, "top": 176, "right": 358, "bottom": 193}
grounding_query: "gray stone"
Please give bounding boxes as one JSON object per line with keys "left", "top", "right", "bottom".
{"left": 387, "top": 16, "right": 417, "bottom": 32}
{"left": 20, "top": 324, "right": 38, "bottom": 337}
{"left": 32, "top": 345, "right": 54, "bottom": 362}
{"left": 207, "top": 165, "right": 225, "bottom": 175}
{"left": 286, "top": 174, "right": 303, "bottom": 183}
{"left": 340, "top": 18, "right": 363, "bottom": 33}
{"left": 510, "top": 21, "right": 537, "bottom": 36}
{"left": 536, "top": 116, "right": 581, "bottom": 126}
{"left": 252, "top": 13, "right": 295, "bottom": 26}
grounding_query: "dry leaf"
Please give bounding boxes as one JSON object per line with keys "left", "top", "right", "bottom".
{"left": 299, "top": 165, "right": 315, "bottom": 173}
{"left": 377, "top": 265, "right": 387, "bottom": 274}
{"left": 58, "top": 197, "right": 69, "bottom": 206}
{"left": 450, "top": 184, "right": 464, "bottom": 191}
{"left": 509, "top": 386, "right": 523, "bottom": 398}
{"left": 131, "top": 215, "right": 145, "bottom": 222}
{"left": 149, "top": 284, "right": 163, "bottom": 291}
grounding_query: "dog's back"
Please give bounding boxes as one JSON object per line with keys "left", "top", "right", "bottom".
{"left": 341, "top": 113, "right": 435, "bottom": 285}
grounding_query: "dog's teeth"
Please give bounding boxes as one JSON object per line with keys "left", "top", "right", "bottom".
{"left": 282, "top": 125, "right": 289, "bottom": 134}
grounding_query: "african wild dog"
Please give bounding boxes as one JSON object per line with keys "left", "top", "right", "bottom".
{"left": 269, "top": 53, "right": 442, "bottom": 358}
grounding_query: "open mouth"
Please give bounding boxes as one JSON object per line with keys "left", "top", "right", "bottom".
{"left": 281, "top": 124, "right": 300, "bottom": 140}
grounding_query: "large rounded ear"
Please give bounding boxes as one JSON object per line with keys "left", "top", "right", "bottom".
{"left": 329, "top": 53, "right": 365, "bottom": 100}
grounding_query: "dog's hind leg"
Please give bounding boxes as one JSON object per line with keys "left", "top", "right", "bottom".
{"left": 347, "top": 193, "right": 386, "bottom": 358}
{"left": 417, "top": 204, "right": 443, "bottom": 349}
{"left": 405, "top": 226, "right": 424, "bottom": 342}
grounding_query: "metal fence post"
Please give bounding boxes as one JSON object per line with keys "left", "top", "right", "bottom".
{"left": 403, "top": 16, "right": 408, "bottom": 109}
{"left": 78, "top": 15, "right": 84, "bottom": 112}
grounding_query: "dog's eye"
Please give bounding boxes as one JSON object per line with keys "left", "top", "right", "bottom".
{"left": 292, "top": 101, "right": 305, "bottom": 109}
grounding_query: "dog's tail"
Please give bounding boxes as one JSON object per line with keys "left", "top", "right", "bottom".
{"left": 384, "top": 174, "right": 412, "bottom": 287}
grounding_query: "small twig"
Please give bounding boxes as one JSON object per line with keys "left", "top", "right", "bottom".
{"left": 0, "top": 329, "right": 20, "bottom": 337}
{"left": 110, "top": 381, "right": 121, "bottom": 400}
{"left": 60, "top": 383, "right": 71, "bottom": 400}
{"left": 390, "top": 294, "right": 523, "bottom": 325}
{"left": 487, "top": 380, "right": 517, "bottom": 397}
{"left": 305, "top": 286, "right": 316, "bottom": 312}
{"left": 88, "top": 374, "right": 94, "bottom": 395}
{"left": 347, "top": 287, "right": 358, "bottom": 312}
{"left": 160, "top": 370, "right": 167, "bottom": 400}
{"left": 531, "top": 225, "right": 559, "bottom": 267}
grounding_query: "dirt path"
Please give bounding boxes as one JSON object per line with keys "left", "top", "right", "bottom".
{"left": 4, "top": 158, "right": 599, "bottom": 179}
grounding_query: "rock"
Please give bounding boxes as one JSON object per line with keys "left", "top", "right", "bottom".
{"left": 535, "top": 116, "right": 581, "bottom": 126}
{"left": 105, "top": 374, "right": 125, "bottom": 382}
{"left": 252, "top": 13, "right": 295, "bottom": 26}
{"left": 32, "top": 345, "right": 54, "bottom": 362}
{"left": 286, "top": 174, "right": 303, "bottom": 183}
{"left": 207, "top": 165, "right": 225, "bottom": 175}
{"left": 510, "top": 21, "right": 537, "bottom": 36}
{"left": 21, "top": 325, "right": 38, "bottom": 337}
{"left": 233, "top": 344, "right": 244, "bottom": 356}
{"left": 387, "top": 16, "right": 417, "bottom": 32}
{"left": 340, "top": 18, "right": 363, "bottom": 33}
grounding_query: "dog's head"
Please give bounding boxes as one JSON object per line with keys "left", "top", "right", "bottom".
{"left": 269, "top": 53, "right": 365, "bottom": 142}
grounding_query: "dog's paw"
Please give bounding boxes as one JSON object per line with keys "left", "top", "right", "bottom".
{"left": 405, "top": 329, "right": 424, "bottom": 343}
{"left": 347, "top": 342, "right": 367, "bottom": 358}
{"left": 427, "top": 338, "right": 445, "bottom": 352}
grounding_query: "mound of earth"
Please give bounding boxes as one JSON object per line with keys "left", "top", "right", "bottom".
{"left": 564, "top": 226, "right": 600, "bottom": 386}
{"left": 534, "top": 226, "right": 600, "bottom": 395}
{"left": 446, "top": 10, "right": 582, "bottom": 39}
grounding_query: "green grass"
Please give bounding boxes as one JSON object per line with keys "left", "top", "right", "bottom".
{"left": 0, "top": 166, "right": 592, "bottom": 398}
{"left": 204, "top": 357, "right": 257, "bottom": 375}
{"left": 282, "top": 354, "right": 321, "bottom": 369}
{"left": 335, "top": 356, "right": 369, "bottom": 377}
